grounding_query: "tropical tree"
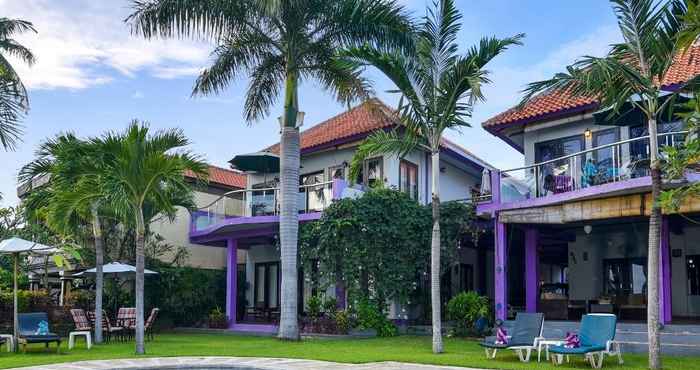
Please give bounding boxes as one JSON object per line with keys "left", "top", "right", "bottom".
{"left": 345, "top": 0, "right": 522, "bottom": 353}
{"left": 0, "top": 18, "right": 36, "bottom": 150}
{"left": 519, "top": 1, "right": 693, "bottom": 367}
{"left": 90, "top": 121, "right": 207, "bottom": 354}
{"left": 18, "top": 134, "right": 112, "bottom": 344}
{"left": 126, "top": 0, "right": 413, "bottom": 340}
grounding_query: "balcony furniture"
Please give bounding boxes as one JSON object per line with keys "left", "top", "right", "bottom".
{"left": 117, "top": 308, "right": 136, "bottom": 341}
{"left": 17, "top": 312, "right": 61, "bottom": 353}
{"left": 549, "top": 314, "right": 623, "bottom": 369}
{"left": 537, "top": 339, "right": 564, "bottom": 362}
{"left": 480, "top": 312, "right": 545, "bottom": 362}
{"left": 87, "top": 310, "right": 125, "bottom": 343}
{"left": 68, "top": 331, "right": 91, "bottom": 350}
{"left": 145, "top": 308, "right": 159, "bottom": 341}
{"left": 0, "top": 334, "right": 12, "bottom": 352}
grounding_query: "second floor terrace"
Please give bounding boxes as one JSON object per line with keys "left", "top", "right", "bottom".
{"left": 478, "top": 130, "right": 699, "bottom": 216}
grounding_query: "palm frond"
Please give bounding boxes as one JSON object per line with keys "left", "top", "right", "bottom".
{"left": 243, "top": 55, "right": 285, "bottom": 122}
{"left": 349, "top": 128, "right": 424, "bottom": 183}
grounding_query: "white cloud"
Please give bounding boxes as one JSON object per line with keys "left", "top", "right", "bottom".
{"left": 131, "top": 91, "right": 144, "bottom": 99}
{"left": 0, "top": 0, "right": 212, "bottom": 90}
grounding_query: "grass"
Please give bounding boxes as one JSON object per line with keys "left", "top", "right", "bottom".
{"left": 1, "top": 332, "right": 699, "bottom": 369}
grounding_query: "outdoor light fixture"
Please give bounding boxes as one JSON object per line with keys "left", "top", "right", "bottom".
{"left": 584, "top": 128, "right": 592, "bottom": 138}
{"left": 277, "top": 111, "right": 306, "bottom": 128}
{"left": 584, "top": 225, "right": 593, "bottom": 235}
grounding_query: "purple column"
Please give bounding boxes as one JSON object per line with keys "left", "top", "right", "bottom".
{"left": 660, "top": 217, "right": 671, "bottom": 325}
{"left": 525, "top": 227, "right": 539, "bottom": 313}
{"left": 335, "top": 284, "right": 346, "bottom": 310}
{"left": 332, "top": 178, "right": 347, "bottom": 200}
{"left": 494, "top": 219, "right": 507, "bottom": 321}
{"left": 226, "top": 238, "right": 238, "bottom": 328}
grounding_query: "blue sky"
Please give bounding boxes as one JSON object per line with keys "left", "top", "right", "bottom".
{"left": 0, "top": 0, "right": 620, "bottom": 207}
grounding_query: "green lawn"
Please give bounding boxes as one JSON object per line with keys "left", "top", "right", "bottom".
{"left": 1, "top": 332, "right": 699, "bottom": 369}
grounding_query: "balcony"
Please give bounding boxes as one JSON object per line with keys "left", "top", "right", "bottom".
{"left": 479, "top": 131, "right": 694, "bottom": 212}
{"left": 191, "top": 179, "right": 356, "bottom": 234}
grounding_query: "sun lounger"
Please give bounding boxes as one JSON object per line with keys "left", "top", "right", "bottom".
{"left": 479, "top": 312, "right": 544, "bottom": 362}
{"left": 549, "top": 313, "right": 623, "bottom": 368}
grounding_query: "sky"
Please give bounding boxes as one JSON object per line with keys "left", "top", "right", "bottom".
{"left": 0, "top": 0, "right": 621, "bottom": 207}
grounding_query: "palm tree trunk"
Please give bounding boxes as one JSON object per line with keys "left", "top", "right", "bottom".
{"left": 134, "top": 209, "right": 146, "bottom": 354}
{"left": 430, "top": 150, "right": 443, "bottom": 354}
{"left": 91, "top": 202, "right": 104, "bottom": 344}
{"left": 647, "top": 117, "right": 662, "bottom": 369}
{"left": 278, "top": 70, "right": 300, "bottom": 340}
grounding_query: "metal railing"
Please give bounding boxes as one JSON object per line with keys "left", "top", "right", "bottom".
{"left": 493, "top": 131, "right": 689, "bottom": 203}
{"left": 192, "top": 181, "right": 336, "bottom": 232}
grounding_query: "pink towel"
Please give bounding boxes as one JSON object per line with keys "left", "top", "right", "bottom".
{"left": 564, "top": 332, "right": 580, "bottom": 348}
{"left": 495, "top": 327, "right": 508, "bottom": 345}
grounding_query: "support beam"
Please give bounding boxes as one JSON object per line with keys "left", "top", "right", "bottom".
{"left": 660, "top": 217, "right": 671, "bottom": 325}
{"left": 226, "top": 238, "right": 238, "bottom": 328}
{"left": 494, "top": 219, "right": 507, "bottom": 321}
{"left": 525, "top": 227, "right": 539, "bottom": 313}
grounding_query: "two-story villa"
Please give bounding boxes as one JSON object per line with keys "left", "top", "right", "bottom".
{"left": 189, "top": 99, "right": 495, "bottom": 333}
{"left": 478, "top": 47, "right": 700, "bottom": 326}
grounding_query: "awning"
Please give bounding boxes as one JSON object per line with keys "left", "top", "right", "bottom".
{"left": 594, "top": 91, "right": 692, "bottom": 126}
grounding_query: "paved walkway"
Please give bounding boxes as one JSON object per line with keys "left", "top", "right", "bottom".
{"left": 9, "top": 357, "right": 482, "bottom": 370}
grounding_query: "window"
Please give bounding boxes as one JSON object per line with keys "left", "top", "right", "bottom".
{"left": 363, "top": 157, "right": 383, "bottom": 188}
{"left": 300, "top": 171, "right": 325, "bottom": 212}
{"left": 592, "top": 128, "right": 619, "bottom": 183}
{"left": 457, "top": 264, "right": 474, "bottom": 293}
{"left": 535, "top": 135, "right": 584, "bottom": 195}
{"left": 251, "top": 182, "right": 276, "bottom": 216}
{"left": 630, "top": 121, "right": 686, "bottom": 177}
{"left": 328, "top": 165, "right": 345, "bottom": 180}
{"left": 254, "top": 262, "right": 280, "bottom": 309}
{"left": 399, "top": 160, "right": 419, "bottom": 200}
{"left": 688, "top": 255, "right": 700, "bottom": 296}
{"left": 603, "top": 258, "right": 647, "bottom": 296}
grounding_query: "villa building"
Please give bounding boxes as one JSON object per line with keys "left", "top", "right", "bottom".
{"left": 477, "top": 46, "right": 700, "bottom": 325}
{"left": 188, "top": 99, "right": 495, "bottom": 333}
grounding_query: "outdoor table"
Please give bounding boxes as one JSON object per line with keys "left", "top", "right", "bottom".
{"left": 537, "top": 339, "right": 565, "bottom": 362}
{"left": 0, "top": 334, "right": 14, "bottom": 352}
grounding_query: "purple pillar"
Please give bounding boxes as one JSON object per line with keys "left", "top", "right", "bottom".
{"left": 660, "top": 217, "right": 672, "bottom": 325}
{"left": 495, "top": 219, "right": 507, "bottom": 321}
{"left": 332, "top": 178, "right": 347, "bottom": 200}
{"left": 335, "top": 284, "right": 346, "bottom": 310}
{"left": 226, "top": 238, "right": 238, "bottom": 328}
{"left": 525, "top": 227, "right": 539, "bottom": 313}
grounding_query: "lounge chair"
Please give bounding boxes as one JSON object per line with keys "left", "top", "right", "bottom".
{"left": 479, "top": 312, "right": 544, "bottom": 362}
{"left": 549, "top": 313, "right": 623, "bottom": 369}
{"left": 17, "top": 312, "right": 61, "bottom": 353}
{"left": 145, "top": 308, "right": 159, "bottom": 341}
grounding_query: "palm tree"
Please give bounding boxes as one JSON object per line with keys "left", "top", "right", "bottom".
{"left": 91, "top": 121, "right": 207, "bottom": 354}
{"left": 519, "top": 1, "right": 694, "bottom": 367}
{"left": 126, "top": 0, "right": 413, "bottom": 340}
{"left": 345, "top": 0, "right": 523, "bottom": 353}
{"left": 0, "top": 18, "right": 36, "bottom": 150}
{"left": 18, "top": 134, "right": 110, "bottom": 344}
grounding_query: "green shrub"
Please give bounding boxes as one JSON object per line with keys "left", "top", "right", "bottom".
{"left": 334, "top": 309, "right": 352, "bottom": 334}
{"left": 306, "top": 294, "right": 323, "bottom": 319}
{"left": 322, "top": 296, "right": 337, "bottom": 315}
{"left": 208, "top": 306, "right": 228, "bottom": 329}
{"left": 355, "top": 299, "right": 397, "bottom": 337}
{"left": 446, "top": 291, "right": 490, "bottom": 337}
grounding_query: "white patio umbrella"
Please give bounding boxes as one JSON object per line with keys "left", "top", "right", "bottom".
{"left": 0, "top": 237, "right": 56, "bottom": 346}
{"left": 74, "top": 262, "right": 158, "bottom": 278}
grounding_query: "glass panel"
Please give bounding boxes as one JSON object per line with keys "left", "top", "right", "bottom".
{"left": 631, "top": 262, "right": 647, "bottom": 294}
{"left": 591, "top": 129, "right": 619, "bottom": 185}
{"left": 251, "top": 190, "right": 275, "bottom": 216}
{"left": 535, "top": 136, "right": 583, "bottom": 196}
{"left": 255, "top": 265, "right": 266, "bottom": 306}
{"left": 399, "top": 160, "right": 418, "bottom": 200}
{"left": 301, "top": 172, "right": 325, "bottom": 212}
{"left": 365, "top": 158, "right": 383, "bottom": 188}
{"left": 688, "top": 255, "right": 700, "bottom": 296}
{"left": 329, "top": 166, "right": 345, "bottom": 180}
{"left": 267, "top": 264, "right": 279, "bottom": 308}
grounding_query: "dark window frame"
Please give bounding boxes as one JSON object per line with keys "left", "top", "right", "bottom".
{"left": 253, "top": 261, "right": 281, "bottom": 309}
{"left": 399, "top": 159, "right": 419, "bottom": 200}
{"left": 363, "top": 156, "right": 384, "bottom": 188}
{"left": 534, "top": 134, "right": 585, "bottom": 163}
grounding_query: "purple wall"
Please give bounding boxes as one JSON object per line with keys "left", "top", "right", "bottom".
{"left": 494, "top": 220, "right": 507, "bottom": 321}
{"left": 226, "top": 238, "right": 238, "bottom": 327}
{"left": 525, "top": 228, "right": 539, "bottom": 313}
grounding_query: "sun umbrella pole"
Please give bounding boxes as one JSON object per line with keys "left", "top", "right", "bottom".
{"left": 13, "top": 253, "right": 18, "bottom": 350}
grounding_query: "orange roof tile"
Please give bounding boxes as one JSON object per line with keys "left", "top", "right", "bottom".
{"left": 185, "top": 165, "right": 246, "bottom": 189}
{"left": 266, "top": 99, "right": 395, "bottom": 154}
{"left": 484, "top": 45, "right": 700, "bottom": 129}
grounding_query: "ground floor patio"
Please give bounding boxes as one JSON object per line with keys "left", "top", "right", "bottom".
{"left": 2, "top": 331, "right": 699, "bottom": 370}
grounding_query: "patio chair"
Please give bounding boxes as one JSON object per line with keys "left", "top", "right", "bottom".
{"left": 549, "top": 313, "right": 623, "bottom": 369}
{"left": 145, "top": 308, "right": 159, "bottom": 341}
{"left": 479, "top": 312, "right": 544, "bottom": 362}
{"left": 17, "top": 312, "right": 61, "bottom": 353}
{"left": 89, "top": 310, "right": 124, "bottom": 342}
{"left": 117, "top": 308, "right": 136, "bottom": 341}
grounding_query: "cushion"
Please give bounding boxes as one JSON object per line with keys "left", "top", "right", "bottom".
{"left": 22, "top": 334, "right": 61, "bottom": 343}
{"left": 549, "top": 344, "right": 605, "bottom": 355}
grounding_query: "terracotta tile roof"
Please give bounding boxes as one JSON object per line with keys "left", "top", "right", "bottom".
{"left": 185, "top": 165, "right": 246, "bottom": 189}
{"left": 266, "top": 99, "right": 395, "bottom": 154}
{"left": 484, "top": 45, "right": 700, "bottom": 129}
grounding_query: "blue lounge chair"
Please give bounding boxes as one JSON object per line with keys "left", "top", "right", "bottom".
{"left": 479, "top": 312, "right": 544, "bottom": 362}
{"left": 18, "top": 312, "right": 61, "bottom": 353}
{"left": 549, "top": 314, "right": 623, "bottom": 368}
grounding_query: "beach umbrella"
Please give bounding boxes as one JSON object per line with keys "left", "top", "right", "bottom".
{"left": 0, "top": 237, "right": 56, "bottom": 346}
{"left": 229, "top": 151, "right": 280, "bottom": 173}
{"left": 74, "top": 262, "right": 158, "bottom": 278}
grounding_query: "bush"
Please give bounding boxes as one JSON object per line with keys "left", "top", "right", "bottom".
{"left": 334, "top": 309, "right": 351, "bottom": 334}
{"left": 355, "top": 299, "right": 397, "bottom": 337}
{"left": 208, "top": 306, "right": 228, "bottom": 329}
{"left": 322, "top": 297, "right": 337, "bottom": 315}
{"left": 306, "top": 295, "right": 323, "bottom": 319}
{"left": 446, "top": 291, "right": 491, "bottom": 337}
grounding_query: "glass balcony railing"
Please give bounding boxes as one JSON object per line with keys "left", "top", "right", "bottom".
{"left": 191, "top": 180, "right": 345, "bottom": 232}
{"left": 483, "top": 131, "right": 690, "bottom": 204}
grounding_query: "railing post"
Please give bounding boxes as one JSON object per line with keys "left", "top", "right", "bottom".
{"left": 332, "top": 179, "right": 347, "bottom": 200}
{"left": 491, "top": 170, "right": 501, "bottom": 204}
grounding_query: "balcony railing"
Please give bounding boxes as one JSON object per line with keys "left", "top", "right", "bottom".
{"left": 486, "top": 131, "right": 689, "bottom": 204}
{"left": 192, "top": 180, "right": 348, "bottom": 232}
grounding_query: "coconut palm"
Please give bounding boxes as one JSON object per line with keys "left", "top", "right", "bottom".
{"left": 126, "top": 0, "right": 413, "bottom": 340}
{"left": 18, "top": 134, "right": 111, "bottom": 344}
{"left": 0, "top": 18, "right": 36, "bottom": 150}
{"left": 520, "top": 1, "right": 694, "bottom": 367}
{"left": 91, "top": 121, "right": 207, "bottom": 354}
{"left": 345, "top": 0, "right": 523, "bottom": 353}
